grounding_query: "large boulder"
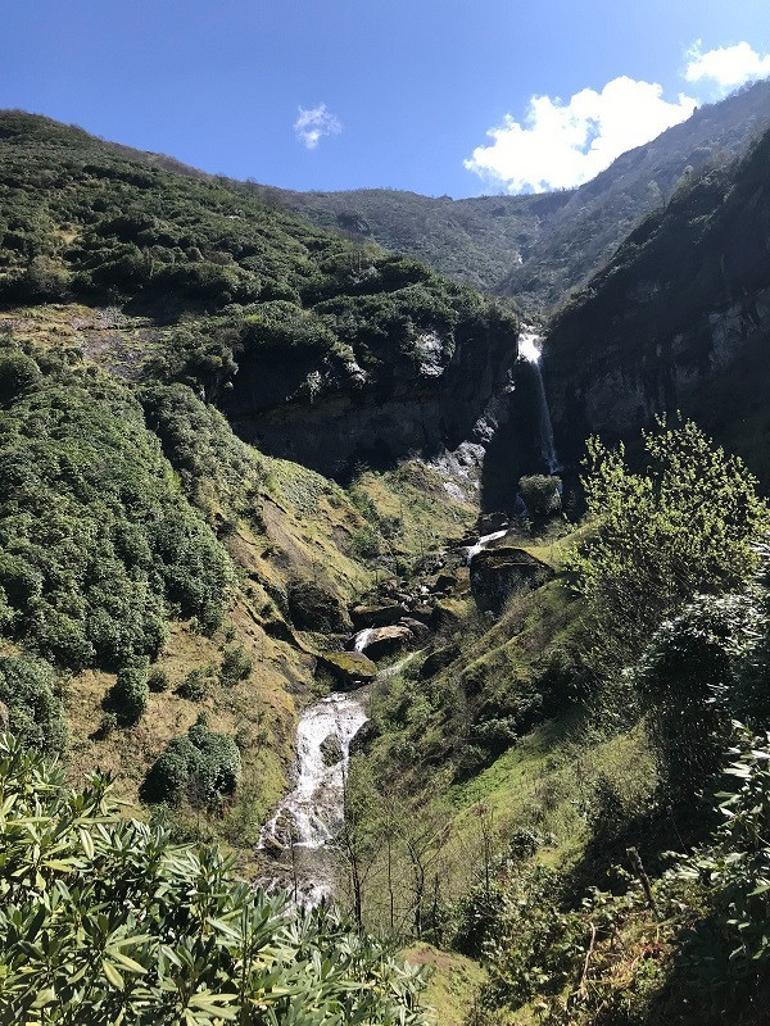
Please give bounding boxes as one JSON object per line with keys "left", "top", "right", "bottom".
{"left": 317, "top": 651, "right": 377, "bottom": 688}
{"left": 470, "top": 546, "right": 553, "bottom": 615}
{"left": 287, "top": 580, "right": 351, "bottom": 633}
{"left": 399, "top": 617, "right": 431, "bottom": 641}
{"left": 346, "top": 624, "right": 414, "bottom": 660}
{"left": 350, "top": 603, "right": 409, "bottom": 629}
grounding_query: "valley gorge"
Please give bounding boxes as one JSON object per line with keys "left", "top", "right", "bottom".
{"left": 3, "top": 81, "right": 770, "bottom": 1026}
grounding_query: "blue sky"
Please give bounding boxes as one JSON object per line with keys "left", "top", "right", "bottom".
{"left": 1, "top": 1, "right": 769, "bottom": 196}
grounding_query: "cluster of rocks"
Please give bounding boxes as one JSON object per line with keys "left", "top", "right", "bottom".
{"left": 313, "top": 514, "right": 555, "bottom": 688}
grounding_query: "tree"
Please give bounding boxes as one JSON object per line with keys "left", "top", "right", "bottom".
{"left": 518, "top": 474, "right": 562, "bottom": 525}
{"left": 632, "top": 593, "right": 763, "bottom": 801}
{"left": 567, "top": 418, "right": 769, "bottom": 674}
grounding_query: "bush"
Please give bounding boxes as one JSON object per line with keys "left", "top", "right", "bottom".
{"left": 177, "top": 666, "right": 210, "bottom": 701}
{"left": 110, "top": 664, "right": 149, "bottom": 725}
{"left": 219, "top": 644, "right": 253, "bottom": 686}
{"left": 141, "top": 721, "right": 242, "bottom": 807}
{"left": 519, "top": 474, "right": 562, "bottom": 522}
{"left": 0, "top": 734, "right": 428, "bottom": 1025}
{"left": 633, "top": 593, "right": 764, "bottom": 802}
{"left": 567, "top": 419, "right": 769, "bottom": 673}
{"left": 0, "top": 654, "right": 66, "bottom": 753}
{"left": 147, "top": 666, "right": 170, "bottom": 692}
{"left": 0, "top": 347, "right": 41, "bottom": 407}
{"left": 0, "top": 376, "right": 233, "bottom": 673}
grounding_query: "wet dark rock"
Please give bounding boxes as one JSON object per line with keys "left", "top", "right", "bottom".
{"left": 349, "top": 719, "right": 376, "bottom": 756}
{"left": 350, "top": 603, "right": 409, "bottom": 629}
{"left": 409, "top": 604, "right": 435, "bottom": 626}
{"left": 477, "top": 512, "right": 509, "bottom": 534}
{"left": 399, "top": 616, "right": 431, "bottom": 639}
{"left": 433, "top": 572, "right": 460, "bottom": 593}
{"left": 470, "top": 546, "right": 553, "bottom": 615}
{"left": 320, "top": 733, "right": 344, "bottom": 767}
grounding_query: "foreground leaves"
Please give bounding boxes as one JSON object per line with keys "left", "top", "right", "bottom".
{"left": 0, "top": 735, "right": 427, "bottom": 1025}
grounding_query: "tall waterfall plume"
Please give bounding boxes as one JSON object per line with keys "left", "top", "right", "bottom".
{"left": 519, "top": 328, "right": 560, "bottom": 474}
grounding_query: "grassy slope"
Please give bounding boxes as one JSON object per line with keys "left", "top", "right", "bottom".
{"left": 0, "top": 301, "right": 481, "bottom": 867}
{"left": 404, "top": 944, "right": 487, "bottom": 1026}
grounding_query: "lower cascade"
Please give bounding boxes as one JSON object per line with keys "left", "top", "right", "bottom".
{"left": 259, "top": 650, "right": 422, "bottom": 904}
{"left": 259, "top": 688, "right": 370, "bottom": 903}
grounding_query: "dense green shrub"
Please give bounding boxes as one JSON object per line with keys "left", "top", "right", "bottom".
{"left": 0, "top": 346, "right": 41, "bottom": 406}
{"left": 0, "top": 734, "right": 428, "bottom": 1025}
{"left": 632, "top": 593, "right": 763, "bottom": 801}
{"left": 0, "top": 654, "right": 66, "bottom": 753}
{"left": 518, "top": 474, "right": 562, "bottom": 522}
{"left": 141, "top": 721, "right": 241, "bottom": 806}
{"left": 147, "top": 666, "right": 170, "bottom": 693}
{"left": 109, "top": 664, "right": 149, "bottom": 725}
{"left": 140, "top": 382, "right": 264, "bottom": 521}
{"left": 677, "top": 724, "right": 770, "bottom": 967}
{"left": 219, "top": 644, "right": 253, "bottom": 686}
{"left": 177, "top": 666, "right": 211, "bottom": 702}
{"left": 567, "top": 419, "right": 769, "bottom": 673}
{"left": 0, "top": 367, "right": 233, "bottom": 672}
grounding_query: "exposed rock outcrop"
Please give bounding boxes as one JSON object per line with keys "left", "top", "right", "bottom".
{"left": 222, "top": 308, "right": 520, "bottom": 479}
{"left": 288, "top": 580, "right": 352, "bottom": 634}
{"left": 320, "top": 733, "right": 344, "bottom": 767}
{"left": 470, "top": 547, "right": 553, "bottom": 615}
{"left": 545, "top": 128, "right": 770, "bottom": 476}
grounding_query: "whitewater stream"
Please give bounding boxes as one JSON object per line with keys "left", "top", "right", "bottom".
{"left": 258, "top": 654, "right": 418, "bottom": 905}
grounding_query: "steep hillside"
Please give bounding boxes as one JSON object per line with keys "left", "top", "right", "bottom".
{"left": 496, "top": 79, "right": 770, "bottom": 309}
{"left": 0, "top": 112, "right": 506, "bottom": 862}
{"left": 249, "top": 185, "right": 569, "bottom": 293}
{"left": 246, "top": 82, "right": 770, "bottom": 311}
{"left": 0, "top": 111, "right": 521, "bottom": 478}
{"left": 545, "top": 125, "right": 770, "bottom": 481}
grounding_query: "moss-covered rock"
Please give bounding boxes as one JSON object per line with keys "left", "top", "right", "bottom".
{"left": 288, "top": 580, "right": 352, "bottom": 633}
{"left": 350, "top": 603, "right": 409, "bottom": 629}
{"left": 317, "top": 650, "right": 377, "bottom": 688}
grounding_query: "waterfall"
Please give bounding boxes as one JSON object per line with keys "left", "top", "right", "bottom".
{"left": 258, "top": 689, "right": 370, "bottom": 904}
{"left": 352, "top": 627, "right": 375, "bottom": 653}
{"left": 519, "top": 328, "right": 560, "bottom": 474}
{"left": 258, "top": 651, "right": 422, "bottom": 905}
{"left": 464, "top": 529, "right": 509, "bottom": 563}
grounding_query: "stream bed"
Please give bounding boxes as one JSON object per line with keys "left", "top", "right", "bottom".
{"left": 258, "top": 655, "right": 418, "bottom": 904}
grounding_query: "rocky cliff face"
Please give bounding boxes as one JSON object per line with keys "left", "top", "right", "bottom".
{"left": 544, "top": 129, "right": 770, "bottom": 478}
{"left": 222, "top": 309, "right": 521, "bottom": 480}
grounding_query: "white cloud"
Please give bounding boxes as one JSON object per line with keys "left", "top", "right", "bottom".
{"left": 684, "top": 40, "right": 770, "bottom": 95}
{"left": 464, "top": 76, "right": 697, "bottom": 194}
{"left": 293, "top": 103, "right": 342, "bottom": 150}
